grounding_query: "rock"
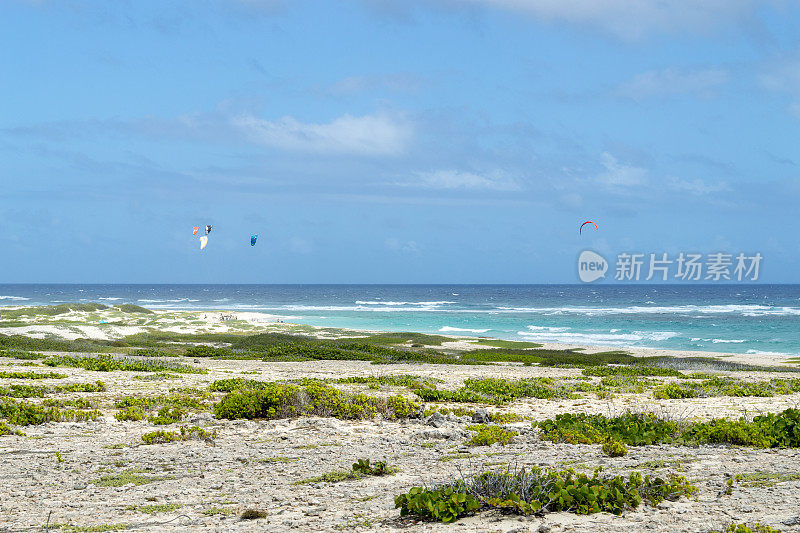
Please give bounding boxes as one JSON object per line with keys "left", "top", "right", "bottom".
{"left": 472, "top": 409, "right": 489, "bottom": 424}
{"left": 426, "top": 411, "right": 446, "bottom": 428}
{"left": 73, "top": 482, "right": 86, "bottom": 490}
{"left": 538, "top": 524, "right": 552, "bottom": 533}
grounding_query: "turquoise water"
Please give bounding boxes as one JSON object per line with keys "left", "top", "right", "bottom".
{"left": 1, "top": 284, "right": 799, "bottom": 356}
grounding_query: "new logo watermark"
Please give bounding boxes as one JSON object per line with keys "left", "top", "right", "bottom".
{"left": 578, "top": 251, "right": 762, "bottom": 283}
{"left": 578, "top": 250, "right": 608, "bottom": 283}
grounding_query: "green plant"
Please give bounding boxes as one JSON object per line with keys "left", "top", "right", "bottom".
{"left": 0, "top": 398, "right": 101, "bottom": 426}
{"left": 91, "top": 469, "right": 173, "bottom": 487}
{"left": 0, "top": 370, "right": 67, "bottom": 379}
{"left": 141, "top": 430, "right": 179, "bottom": 444}
{"left": 115, "top": 407, "right": 145, "bottom": 422}
{"left": 125, "top": 503, "right": 182, "bottom": 513}
{"left": 213, "top": 381, "right": 420, "bottom": 421}
{"left": 184, "top": 345, "right": 234, "bottom": 358}
{"left": 296, "top": 458, "right": 397, "bottom": 484}
{"left": 42, "top": 354, "right": 203, "bottom": 374}
{"left": 602, "top": 438, "right": 628, "bottom": 457}
{"left": 396, "top": 486, "right": 481, "bottom": 523}
{"left": 141, "top": 425, "right": 216, "bottom": 444}
{"left": 717, "top": 524, "right": 782, "bottom": 533}
{"left": 396, "top": 465, "right": 696, "bottom": 523}
{"left": 148, "top": 406, "right": 184, "bottom": 425}
{"left": 465, "top": 424, "right": 516, "bottom": 446}
{"left": 240, "top": 509, "right": 268, "bottom": 520}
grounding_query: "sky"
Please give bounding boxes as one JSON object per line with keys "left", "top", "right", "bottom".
{"left": 2, "top": 0, "right": 800, "bottom": 283}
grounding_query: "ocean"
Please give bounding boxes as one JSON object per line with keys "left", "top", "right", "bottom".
{"left": 1, "top": 284, "right": 799, "bottom": 356}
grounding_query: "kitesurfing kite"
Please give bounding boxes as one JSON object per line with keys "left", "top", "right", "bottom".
{"left": 199, "top": 236, "right": 208, "bottom": 250}
{"left": 580, "top": 221, "right": 598, "bottom": 234}
{"left": 205, "top": 225, "right": 212, "bottom": 235}
{"left": 192, "top": 227, "right": 199, "bottom": 235}
{"left": 250, "top": 234, "right": 258, "bottom": 247}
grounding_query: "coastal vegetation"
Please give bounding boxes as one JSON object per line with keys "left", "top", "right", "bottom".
{"left": 395, "top": 465, "right": 696, "bottom": 522}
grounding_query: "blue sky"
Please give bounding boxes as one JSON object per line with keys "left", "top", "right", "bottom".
{"left": 2, "top": 0, "right": 799, "bottom": 283}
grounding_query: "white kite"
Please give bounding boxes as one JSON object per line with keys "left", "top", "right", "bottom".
{"left": 199, "top": 236, "right": 208, "bottom": 250}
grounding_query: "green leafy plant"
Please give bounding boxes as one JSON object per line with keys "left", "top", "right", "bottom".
{"left": 395, "top": 465, "right": 696, "bottom": 523}
{"left": 465, "top": 424, "right": 516, "bottom": 446}
{"left": 602, "top": 438, "right": 628, "bottom": 457}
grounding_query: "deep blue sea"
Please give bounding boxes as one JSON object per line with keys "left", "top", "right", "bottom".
{"left": 1, "top": 284, "right": 799, "bottom": 356}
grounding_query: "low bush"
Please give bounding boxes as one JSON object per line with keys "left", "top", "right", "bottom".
{"left": 465, "top": 424, "right": 516, "bottom": 446}
{"left": 115, "top": 406, "right": 145, "bottom": 421}
{"left": 148, "top": 406, "right": 184, "bottom": 425}
{"left": 0, "top": 398, "right": 101, "bottom": 426}
{"left": 415, "top": 377, "right": 586, "bottom": 405}
{"left": 536, "top": 408, "right": 800, "bottom": 449}
{"left": 395, "top": 465, "right": 696, "bottom": 522}
{"left": 602, "top": 438, "right": 628, "bottom": 457}
{"left": 43, "top": 355, "right": 203, "bottom": 374}
{"left": 184, "top": 345, "right": 234, "bottom": 358}
{"left": 583, "top": 365, "right": 685, "bottom": 378}
{"left": 296, "top": 458, "right": 397, "bottom": 484}
{"left": 537, "top": 412, "right": 679, "bottom": 446}
{"left": 0, "top": 370, "right": 67, "bottom": 379}
{"left": 55, "top": 381, "right": 106, "bottom": 393}
{"left": 141, "top": 425, "right": 216, "bottom": 444}
{"left": 213, "top": 381, "right": 420, "bottom": 421}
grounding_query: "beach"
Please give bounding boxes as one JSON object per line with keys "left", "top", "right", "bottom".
{"left": 0, "top": 304, "right": 799, "bottom": 532}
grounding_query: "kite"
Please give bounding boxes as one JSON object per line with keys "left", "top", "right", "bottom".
{"left": 580, "top": 221, "right": 598, "bottom": 234}
{"left": 192, "top": 227, "right": 199, "bottom": 235}
{"left": 200, "top": 236, "right": 208, "bottom": 250}
{"left": 251, "top": 234, "right": 258, "bottom": 247}
{"left": 205, "top": 225, "right": 212, "bottom": 235}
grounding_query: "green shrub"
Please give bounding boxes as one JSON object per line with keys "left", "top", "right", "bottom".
{"left": 396, "top": 465, "right": 696, "bottom": 522}
{"left": 141, "top": 430, "right": 179, "bottom": 444}
{"left": 0, "top": 398, "right": 101, "bottom": 426}
{"left": 0, "top": 370, "right": 67, "bottom": 379}
{"left": 602, "top": 439, "right": 628, "bottom": 457}
{"left": 0, "top": 384, "right": 47, "bottom": 398}
{"left": 115, "top": 407, "right": 145, "bottom": 422}
{"left": 130, "top": 348, "right": 178, "bottom": 358}
{"left": 148, "top": 406, "right": 184, "bottom": 425}
{"left": 653, "top": 383, "right": 699, "bottom": 399}
{"left": 213, "top": 381, "right": 420, "bottom": 421}
{"left": 141, "top": 425, "right": 215, "bottom": 444}
{"left": 396, "top": 486, "right": 481, "bottom": 523}
{"left": 718, "top": 524, "right": 782, "bottom": 533}
{"left": 583, "top": 365, "right": 685, "bottom": 378}
{"left": 537, "top": 408, "right": 800, "bottom": 449}
{"left": 466, "top": 424, "right": 516, "bottom": 446}
{"left": 55, "top": 381, "right": 106, "bottom": 393}
{"left": 537, "top": 412, "right": 679, "bottom": 446}
{"left": 297, "top": 458, "right": 397, "bottom": 484}
{"left": 43, "top": 355, "right": 203, "bottom": 374}
{"left": 414, "top": 377, "right": 585, "bottom": 405}
{"left": 184, "top": 345, "right": 233, "bottom": 358}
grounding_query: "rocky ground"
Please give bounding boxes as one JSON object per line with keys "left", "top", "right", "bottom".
{"left": 1, "top": 355, "right": 799, "bottom": 533}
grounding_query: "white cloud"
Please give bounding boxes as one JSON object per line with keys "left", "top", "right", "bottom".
{"left": 616, "top": 67, "right": 728, "bottom": 100}
{"left": 231, "top": 112, "right": 412, "bottom": 156}
{"left": 457, "top": 0, "right": 769, "bottom": 39}
{"left": 597, "top": 152, "right": 647, "bottom": 187}
{"left": 404, "top": 169, "right": 521, "bottom": 191}
{"left": 668, "top": 177, "right": 730, "bottom": 195}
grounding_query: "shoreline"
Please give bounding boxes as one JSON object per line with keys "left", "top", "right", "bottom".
{"left": 1, "top": 304, "right": 796, "bottom": 368}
